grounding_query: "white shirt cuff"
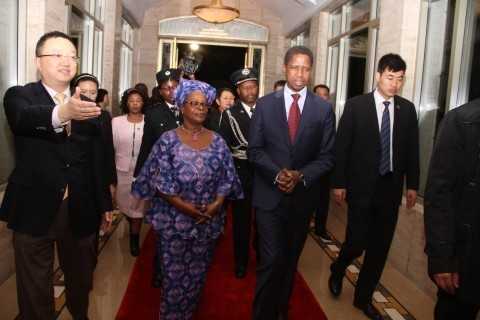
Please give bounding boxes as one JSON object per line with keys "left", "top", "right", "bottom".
{"left": 51, "top": 105, "right": 62, "bottom": 128}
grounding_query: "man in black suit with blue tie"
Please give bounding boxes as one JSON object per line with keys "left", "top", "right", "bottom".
{"left": 248, "top": 46, "right": 335, "bottom": 320}
{"left": 329, "top": 54, "right": 420, "bottom": 320}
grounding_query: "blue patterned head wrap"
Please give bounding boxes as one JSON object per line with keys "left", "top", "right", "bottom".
{"left": 175, "top": 80, "right": 216, "bottom": 108}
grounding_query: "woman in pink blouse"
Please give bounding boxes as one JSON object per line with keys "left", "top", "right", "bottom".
{"left": 112, "top": 88, "right": 146, "bottom": 256}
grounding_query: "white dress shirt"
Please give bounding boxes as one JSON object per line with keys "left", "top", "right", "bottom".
{"left": 241, "top": 102, "right": 256, "bottom": 118}
{"left": 44, "top": 83, "right": 71, "bottom": 130}
{"left": 284, "top": 85, "right": 307, "bottom": 120}
{"left": 373, "top": 89, "right": 394, "bottom": 171}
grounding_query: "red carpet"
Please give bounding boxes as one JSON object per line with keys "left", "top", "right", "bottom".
{"left": 116, "top": 215, "right": 327, "bottom": 320}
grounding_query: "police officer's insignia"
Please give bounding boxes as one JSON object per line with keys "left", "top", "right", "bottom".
{"left": 242, "top": 69, "right": 250, "bottom": 75}
{"left": 165, "top": 70, "right": 171, "bottom": 76}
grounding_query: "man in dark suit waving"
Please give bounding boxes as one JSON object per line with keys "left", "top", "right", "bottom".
{"left": 1, "top": 31, "right": 112, "bottom": 320}
{"left": 329, "top": 54, "right": 419, "bottom": 320}
{"left": 249, "top": 46, "right": 335, "bottom": 320}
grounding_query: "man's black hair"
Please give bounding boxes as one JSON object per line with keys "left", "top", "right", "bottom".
{"left": 377, "top": 53, "right": 407, "bottom": 73}
{"left": 273, "top": 80, "right": 286, "bottom": 89}
{"left": 35, "top": 31, "right": 76, "bottom": 57}
{"left": 313, "top": 84, "right": 330, "bottom": 93}
{"left": 284, "top": 46, "right": 314, "bottom": 66}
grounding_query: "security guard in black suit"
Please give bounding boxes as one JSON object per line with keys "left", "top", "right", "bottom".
{"left": 134, "top": 68, "right": 182, "bottom": 288}
{"left": 219, "top": 68, "right": 259, "bottom": 278}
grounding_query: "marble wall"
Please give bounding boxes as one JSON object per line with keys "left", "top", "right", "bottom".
{"left": 376, "top": 0, "right": 422, "bottom": 101}
{"left": 310, "top": 11, "right": 329, "bottom": 87}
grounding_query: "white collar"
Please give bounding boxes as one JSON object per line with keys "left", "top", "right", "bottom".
{"left": 241, "top": 101, "right": 256, "bottom": 110}
{"left": 284, "top": 84, "right": 307, "bottom": 98}
{"left": 373, "top": 89, "right": 394, "bottom": 107}
{"left": 42, "top": 82, "right": 70, "bottom": 100}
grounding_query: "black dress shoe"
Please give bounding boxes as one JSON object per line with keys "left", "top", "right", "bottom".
{"left": 328, "top": 271, "right": 344, "bottom": 297}
{"left": 354, "top": 302, "right": 383, "bottom": 320}
{"left": 235, "top": 266, "right": 247, "bottom": 279}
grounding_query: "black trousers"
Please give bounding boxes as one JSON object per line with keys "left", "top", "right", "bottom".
{"left": 331, "top": 174, "right": 399, "bottom": 306}
{"left": 232, "top": 187, "right": 253, "bottom": 270}
{"left": 314, "top": 172, "right": 331, "bottom": 234}
{"left": 13, "top": 201, "right": 97, "bottom": 320}
{"left": 253, "top": 195, "right": 313, "bottom": 320}
{"left": 434, "top": 290, "right": 480, "bottom": 320}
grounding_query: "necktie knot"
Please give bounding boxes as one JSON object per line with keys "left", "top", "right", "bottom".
{"left": 292, "top": 94, "right": 300, "bottom": 102}
{"left": 383, "top": 101, "right": 390, "bottom": 110}
{"left": 55, "top": 93, "right": 66, "bottom": 105}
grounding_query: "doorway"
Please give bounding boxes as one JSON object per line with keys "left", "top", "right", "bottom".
{"left": 158, "top": 38, "right": 266, "bottom": 95}
{"left": 177, "top": 43, "right": 247, "bottom": 89}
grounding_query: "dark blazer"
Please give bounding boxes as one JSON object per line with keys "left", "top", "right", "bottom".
{"left": 424, "top": 99, "right": 480, "bottom": 304}
{"left": 0, "top": 81, "right": 112, "bottom": 237}
{"left": 205, "top": 107, "right": 223, "bottom": 132}
{"left": 134, "top": 100, "right": 181, "bottom": 176}
{"left": 99, "top": 110, "right": 117, "bottom": 186}
{"left": 332, "top": 92, "right": 419, "bottom": 207}
{"left": 219, "top": 101, "right": 253, "bottom": 190}
{"left": 248, "top": 90, "right": 335, "bottom": 211}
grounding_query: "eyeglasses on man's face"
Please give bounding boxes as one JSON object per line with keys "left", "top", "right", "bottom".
{"left": 37, "top": 54, "right": 80, "bottom": 63}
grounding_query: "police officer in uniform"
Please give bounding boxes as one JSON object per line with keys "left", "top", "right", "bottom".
{"left": 134, "top": 68, "right": 182, "bottom": 288}
{"left": 219, "top": 68, "right": 259, "bottom": 278}
{"left": 135, "top": 68, "right": 182, "bottom": 176}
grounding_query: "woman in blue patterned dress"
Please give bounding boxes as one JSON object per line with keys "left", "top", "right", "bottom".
{"left": 132, "top": 80, "right": 243, "bottom": 319}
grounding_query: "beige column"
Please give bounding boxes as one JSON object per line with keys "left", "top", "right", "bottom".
{"left": 310, "top": 11, "right": 329, "bottom": 87}
{"left": 376, "top": 0, "right": 422, "bottom": 100}
{"left": 103, "top": 0, "right": 123, "bottom": 115}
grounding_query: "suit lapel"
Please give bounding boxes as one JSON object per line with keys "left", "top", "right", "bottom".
{"left": 365, "top": 91, "right": 381, "bottom": 154}
{"left": 34, "top": 81, "right": 56, "bottom": 106}
{"left": 392, "top": 96, "right": 401, "bottom": 169}
{"left": 366, "top": 92, "right": 380, "bottom": 132}
{"left": 34, "top": 82, "right": 69, "bottom": 139}
{"left": 232, "top": 102, "right": 251, "bottom": 136}
{"left": 275, "top": 91, "right": 291, "bottom": 148}
{"left": 293, "top": 91, "right": 313, "bottom": 145}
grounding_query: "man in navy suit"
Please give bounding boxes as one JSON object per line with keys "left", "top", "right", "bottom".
{"left": 248, "top": 46, "right": 335, "bottom": 320}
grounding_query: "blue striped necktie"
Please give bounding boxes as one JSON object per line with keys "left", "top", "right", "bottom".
{"left": 379, "top": 101, "right": 391, "bottom": 175}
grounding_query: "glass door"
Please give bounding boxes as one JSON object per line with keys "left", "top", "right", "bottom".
{"left": 157, "top": 38, "right": 266, "bottom": 95}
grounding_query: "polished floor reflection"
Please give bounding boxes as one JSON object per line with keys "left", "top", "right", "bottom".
{"left": 0, "top": 210, "right": 435, "bottom": 320}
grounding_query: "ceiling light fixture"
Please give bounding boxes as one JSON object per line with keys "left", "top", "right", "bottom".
{"left": 193, "top": 0, "right": 240, "bottom": 24}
